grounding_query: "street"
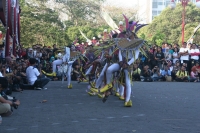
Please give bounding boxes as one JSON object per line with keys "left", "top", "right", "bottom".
{"left": 0, "top": 81, "right": 200, "bottom": 133}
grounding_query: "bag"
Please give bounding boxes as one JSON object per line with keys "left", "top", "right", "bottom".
{"left": 165, "top": 76, "right": 172, "bottom": 82}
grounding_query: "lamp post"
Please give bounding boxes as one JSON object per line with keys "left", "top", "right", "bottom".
{"left": 171, "top": 0, "right": 200, "bottom": 44}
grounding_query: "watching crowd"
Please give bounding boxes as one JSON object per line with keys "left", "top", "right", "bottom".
{"left": 0, "top": 41, "right": 200, "bottom": 118}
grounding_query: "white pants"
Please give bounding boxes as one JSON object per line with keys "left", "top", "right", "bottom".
{"left": 124, "top": 69, "right": 131, "bottom": 102}
{"left": 85, "top": 65, "right": 93, "bottom": 75}
{"left": 106, "top": 63, "right": 120, "bottom": 84}
{"left": 53, "top": 59, "right": 63, "bottom": 73}
{"left": 95, "top": 63, "right": 108, "bottom": 88}
{"left": 67, "top": 64, "right": 72, "bottom": 86}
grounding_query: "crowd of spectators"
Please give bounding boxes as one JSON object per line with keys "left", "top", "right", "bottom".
{"left": 0, "top": 41, "right": 200, "bottom": 118}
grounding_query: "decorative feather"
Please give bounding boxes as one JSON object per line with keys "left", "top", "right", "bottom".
{"left": 135, "top": 24, "right": 148, "bottom": 33}
{"left": 101, "top": 9, "right": 120, "bottom": 33}
{"left": 79, "top": 29, "right": 91, "bottom": 42}
{"left": 130, "top": 21, "right": 138, "bottom": 31}
{"left": 123, "top": 14, "right": 129, "bottom": 30}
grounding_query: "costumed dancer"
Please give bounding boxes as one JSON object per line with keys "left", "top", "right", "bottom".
{"left": 91, "top": 16, "right": 146, "bottom": 107}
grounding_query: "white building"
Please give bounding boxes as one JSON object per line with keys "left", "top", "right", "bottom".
{"left": 136, "top": 0, "right": 197, "bottom": 23}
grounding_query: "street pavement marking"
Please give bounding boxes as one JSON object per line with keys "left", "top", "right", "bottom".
{"left": 122, "top": 116, "right": 130, "bottom": 118}
{"left": 89, "top": 118, "right": 98, "bottom": 120}
{"left": 137, "top": 114, "right": 145, "bottom": 117}
{"left": 107, "top": 117, "right": 115, "bottom": 119}
{"left": 52, "top": 123, "right": 60, "bottom": 125}
{"left": 31, "top": 126, "right": 38, "bottom": 128}
{"left": 162, "top": 119, "right": 187, "bottom": 121}
{"left": 6, "top": 128, "right": 17, "bottom": 130}
{"left": 77, "top": 103, "right": 83, "bottom": 104}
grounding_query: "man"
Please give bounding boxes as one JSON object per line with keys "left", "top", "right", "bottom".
{"left": 160, "top": 66, "right": 172, "bottom": 81}
{"left": 190, "top": 43, "right": 199, "bottom": 66}
{"left": 0, "top": 77, "right": 20, "bottom": 116}
{"left": 175, "top": 66, "right": 188, "bottom": 82}
{"left": 26, "top": 58, "right": 50, "bottom": 90}
{"left": 179, "top": 42, "right": 190, "bottom": 71}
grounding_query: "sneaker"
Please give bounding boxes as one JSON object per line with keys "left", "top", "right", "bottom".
{"left": 119, "top": 96, "right": 125, "bottom": 101}
{"left": 1, "top": 111, "right": 13, "bottom": 117}
{"left": 35, "top": 87, "right": 42, "bottom": 90}
{"left": 124, "top": 100, "right": 132, "bottom": 107}
{"left": 115, "top": 92, "right": 120, "bottom": 97}
{"left": 42, "top": 88, "right": 47, "bottom": 90}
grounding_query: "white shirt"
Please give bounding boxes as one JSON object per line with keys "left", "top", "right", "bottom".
{"left": 190, "top": 49, "right": 199, "bottom": 60}
{"left": 172, "top": 52, "right": 179, "bottom": 64}
{"left": 179, "top": 47, "right": 189, "bottom": 61}
{"left": 26, "top": 66, "right": 40, "bottom": 85}
{"left": 0, "top": 72, "right": 3, "bottom": 77}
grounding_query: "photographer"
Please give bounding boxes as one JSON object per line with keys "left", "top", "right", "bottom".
{"left": 0, "top": 77, "right": 20, "bottom": 116}
{"left": 22, "top": 58, "right": 50, "bottom": 90}
{"left": 140, "top": 65, "right": 152, "bottom": 82}
{"left": 160, "top": 66, "right": 172, "bottom": 81}
{"left": 151, "top": 66, "right": 161, "bottom": 81}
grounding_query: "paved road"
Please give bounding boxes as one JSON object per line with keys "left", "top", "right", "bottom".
{"left": 0, "top": 81, "right": 200, "bottom": 133}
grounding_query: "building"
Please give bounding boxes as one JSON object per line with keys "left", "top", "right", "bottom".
{"left": 136, "top": 0, "right": 197, "bottom": 23}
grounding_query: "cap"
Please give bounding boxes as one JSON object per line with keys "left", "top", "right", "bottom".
{"left": 93, "top": 37, "right": 96, "bottom": 40}
{"left": 103, "top": 29, "right": 107, "bottom": 33}
{"left": 119, "top": 21, "right": 123, "bottom": 25}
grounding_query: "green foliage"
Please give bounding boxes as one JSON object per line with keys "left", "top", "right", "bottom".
{"left": 17, "top": 0, "right": 109, "bottom": 47}
{"left": 138, "top": 3, "right": 200, "bottom": 45}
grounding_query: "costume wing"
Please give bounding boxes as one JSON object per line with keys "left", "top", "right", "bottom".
{"left": 135, "top": 24, "right": 148, "bottom": 33}
{"left": 101, "top": 9, "right": 120, "bottom": 33}
{"left": 79, "top": 29, "right": 91, "bottom": 42}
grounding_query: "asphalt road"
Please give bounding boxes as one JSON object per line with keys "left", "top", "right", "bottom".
{"left": 0, "top": 81, "right": 200, "bottom": 133}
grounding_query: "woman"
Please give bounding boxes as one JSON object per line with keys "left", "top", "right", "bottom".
{"left": 190, "top": 66, "right": 199, "bottom": 82}
{"left": 155, "top": 46, "right": 165, "bottom": 69}
{"left": 172, "top": 47, "right": 179, "bottom": 64}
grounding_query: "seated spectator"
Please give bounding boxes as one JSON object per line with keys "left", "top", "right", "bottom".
{"left": 140, "top": 65, "right": 152, "bottom": 82}
{"left": 151, "top": 66, "right": 161, "bottom": 81}
{"left": 191, "top": 62, "right": 200, "bottom": 80}
{"left": 190, "top": 66, "right": 199, "bottom": 82}
{"left": 0, "top": 77, "right": 20, "bottom": 116}
{"left": 21, "top": 58, "right": 50, "bottom": 90}
{"left": 132, "top": 63, "right": 141, "bottom": 81}
{"left": 160, "top": 66, "right": 172, "bottom": 81}
{"left": 171, "top": 61, "right": 181, "bottom": 80}
{"left": 175, "top": 66, "right": 188, "bottom": 82}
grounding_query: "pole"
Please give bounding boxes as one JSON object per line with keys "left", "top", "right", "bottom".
{"left": 182, "top": 5, "right": 185, "bottom": 44}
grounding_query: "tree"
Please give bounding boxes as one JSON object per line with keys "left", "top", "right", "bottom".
{"left": 138, "top": 3, "right": 200, "bottom": 45}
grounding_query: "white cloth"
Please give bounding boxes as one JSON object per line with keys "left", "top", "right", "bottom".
{"left": 106, "top": 63, "right": 120, "bottom": 84}
{"left": 52, "top": 59, "right": 63, "bottom": 73}
{"left": 190, "top": 49, "right": 199, "bottom": 60}
{"left": 26, "top": 66, "right": 40, "bottom": 85}
{"left": 95, "top": 63, "right": 108, "bottom": 88}
{"left": 124, "top": 69, "right": 131, "bottom": 102}
{"left": 67, "top": 64, "right": 72, "bottom": 86}
{"left": 0, "top": 72, "right": 3, "bottom": 77}
{"left": 179, "top": 47, "right": 189, "bottom": 61}
{"left": 172, "top": 52, "right": 179, "bottom": 64}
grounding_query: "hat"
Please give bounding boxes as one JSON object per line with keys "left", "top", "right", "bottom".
{"left": 29, "top": 48, "right": 33, "bottom": 51}
{"left": 93, "top": 37, "right": 96, "bottom": 40}
{"left": 119, "top": 21, "right": 123, "bottom": 25}
{"left": 103, "top": 29, "right": 108, "bottom": 33}
{"left": 57, "top": 53, "right": 62, "bottom": 58}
